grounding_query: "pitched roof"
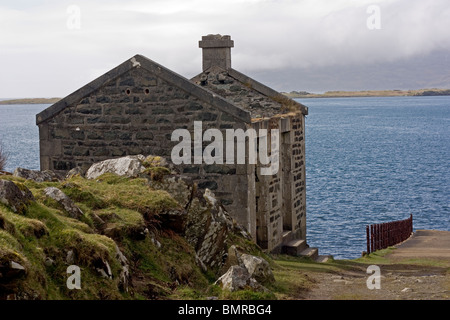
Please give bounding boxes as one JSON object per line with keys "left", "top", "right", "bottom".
{"left": 36, "top": 54, "right": 251, "bottom": 125}
{"left": 191, "top": 66, "right": 308, "bottom": 118}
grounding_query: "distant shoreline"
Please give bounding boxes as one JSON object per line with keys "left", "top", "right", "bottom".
{"left": 0, "top": 98, "right": 60, "bottom": 105}
{"left": 1, "top": 88, "right": 449, "bottom": 104}
{"left": 283, "top": 88, "right": 450, "bottom": 99}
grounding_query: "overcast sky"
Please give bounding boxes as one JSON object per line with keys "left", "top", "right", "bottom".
{"left": 1, "top": 0, "right": 449, "bottom": 97}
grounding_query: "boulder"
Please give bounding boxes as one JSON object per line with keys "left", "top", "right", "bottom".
{"left": 66, "top": 250, "right": 75, "bottom": 264}
{"left": 85, "top": 155, "right": 146, "bottom": 179}
{"left": 215, "top": 265, "right": 250, "bottom": 291}
{"left": 13, "top": 167, "right": 62, "bottom": 182}
{"left": 44, "top": 187, "right": 83, "bottom": 219}
{"left": 95, "top": 258, "right": 112, "bottom": 279}
{"left": 0, "top": 260, "right": 27, "bottom": 281}
{"left": 65, "top": 166, "right": 86, "bottom": 179}
{"left": 215, "top": 265, "right": 265, "bottom": 292}
{"left": 0, "top": 179, "right": 35, "bottom": 214}
{"left": 221, "top": 245, "right": 242, "bottom": 273}
{"left": 240, "top": 254, "right": 274, "bottom": 284}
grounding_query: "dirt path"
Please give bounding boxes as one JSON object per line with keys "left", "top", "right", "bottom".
{"left": 302, "top": 230, "right": 450, "bottom": 300}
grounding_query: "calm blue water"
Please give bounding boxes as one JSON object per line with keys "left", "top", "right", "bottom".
{"left": 1, "top": 98, "right": 449, "bottom": 259}
{"left": 296, "top": 96, "right": 450, "bottom": 258}
{"left": 0, "top": 104, "right": 49, "bottom": 172}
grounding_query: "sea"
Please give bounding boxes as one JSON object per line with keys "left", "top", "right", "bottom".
{"left": 0, "top": 96, "right": 449, "bottom": 259}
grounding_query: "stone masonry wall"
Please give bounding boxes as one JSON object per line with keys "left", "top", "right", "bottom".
{"left": 252, "top": 114, "right": 306, "bottom": 252}
{"left": 38, "top": 67, "right": 254, "bottom": 235}
{"left": 290, "top": 115, "right": 306, "bottom": 239}
{"left": 252, "top": 118, "right": 283, "bottom": 251}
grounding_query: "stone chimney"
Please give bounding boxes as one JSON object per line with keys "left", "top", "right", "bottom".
{"left": 199, "top": 34, "right": 234, "bottom": 72}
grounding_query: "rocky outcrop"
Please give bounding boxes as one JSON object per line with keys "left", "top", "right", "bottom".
{"left": 240, "top": 253, "right": 274, "bottom": 284}
{"left": 214, "top": 265, "right": 266, "bottom": 292}
{"left": 0, "top": 260, "right": 27, "bottom": 282}
{"left": 215, "top": 265, "right": 252, "bottom": 291}
{"left": 65, "top": 167, "right": 86, "bottom": 179}
{"left": 0, "top": 250, "right": 28, "bottom": 298}
{"left": 44, "top": 187, "right": 83, "bottom": 220}
{"left": 85, "top": 155, "right": 146, "bottom": 179}
{"left": 184, "top": 188, "right": 234, "bottom": 271}
{"left": 0, "top": 155, "right": 275, "bottom": 299}
{"left": 115, "top": 245, "right": 130, "bottom": 293}
{"left": 0, "top": 179, "right": 35, "bottom": 214}
{"left": 215, "top": 245, "right": 274, "bottom": 292}
{"left": 13, "top": 167, "right": 62, "bottom": 182}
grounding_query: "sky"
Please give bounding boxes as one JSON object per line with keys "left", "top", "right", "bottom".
{"left": 1, "top": 0, "right": 449, "bottom": 98}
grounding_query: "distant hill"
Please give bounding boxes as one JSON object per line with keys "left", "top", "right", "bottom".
{"left": 0, "top": 97, "right": 60, "bottom": 105}
{"left": 283, "top": 88, "right": 450, "bottom": 98}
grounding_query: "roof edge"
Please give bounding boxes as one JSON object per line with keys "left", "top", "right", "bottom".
{"left": 135, "top": 55, "right": 251, "bottom": 123}
{"left": 36, "top": 55, "right": 251, "bottom": 125}
{"left": 36, "top": 57, "right": 135, "bottom": 125}
{"left": 228, "top": 68, "right": 308, "bottom": 115}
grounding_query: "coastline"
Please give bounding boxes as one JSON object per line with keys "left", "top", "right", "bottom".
{"left": 283, "top": 88, "right": 450, "bottom": 99}
{"left": 1, "top": 88, "right": 450, "bottom": 105}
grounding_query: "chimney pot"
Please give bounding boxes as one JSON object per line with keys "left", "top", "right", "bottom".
{"left": 199, "top": 34, "right": 234, "bottom": 71}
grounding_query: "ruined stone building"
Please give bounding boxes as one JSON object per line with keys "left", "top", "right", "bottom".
{"left": 36, "top": 35, "right": 314, "bottom": 255}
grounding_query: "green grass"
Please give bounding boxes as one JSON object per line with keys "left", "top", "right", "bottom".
{"left": 4, "top": 173, "right": 347, "bottom": 300}
{"left": 0, "top": 173, "right": 210, "bottom": 299}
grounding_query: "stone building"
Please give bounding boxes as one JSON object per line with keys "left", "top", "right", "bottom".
{"left": 36, "top": 35, "right": 313, "bottom": 255}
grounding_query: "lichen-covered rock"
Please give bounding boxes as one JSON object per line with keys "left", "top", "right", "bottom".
{"left": 0, "top": 179, "right": 35, "bottom": 214}
{"left": 240, "top": 253, "right": 274, "bottom": 284}
{"left": 184, "top": 188, "right": 235, "bottom": 271}
{"left": 13, "top": 167, "right": 62, "bottom": 182}
{"left": 215, "top": 265, "right": 266, "bottom": 292}
{"left": 85, "top": 155, "right": 146, "bottom": 180}
{"left": 44, "top": 187, "right": 83, "bottom": 219}
{"left": 65, "top": 166, "right": 86, "bottom": 179}
{"left": 215, "top": 265, "right": 250, "bottom": 291}
{"left": 221, "top": 245, "right": 242, "bottom": 273}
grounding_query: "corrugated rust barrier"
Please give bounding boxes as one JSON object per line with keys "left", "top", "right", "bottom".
{"left": 366, "top": 214, "right": 413, "bottom": 254}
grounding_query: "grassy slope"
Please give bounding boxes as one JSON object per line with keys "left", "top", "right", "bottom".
{"left": 5, "top": 171, "right": 444, "bottom": 300}
{"left": 0, "top": 173, "right": 214, "bottom": 299}
{"left": 1, "top": 171, "right": 311, "bottom": 300}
